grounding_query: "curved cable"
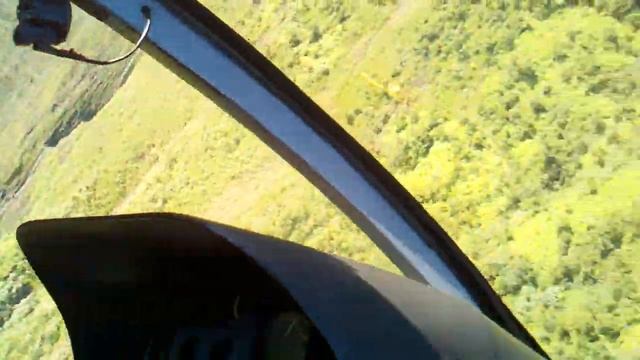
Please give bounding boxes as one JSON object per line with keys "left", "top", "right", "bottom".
{"left": 34, "top": 6, "right": 151, "bottom": 66}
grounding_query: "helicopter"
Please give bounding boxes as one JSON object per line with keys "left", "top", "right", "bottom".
{"left": 12, "top": 1, "right": 549, "bottom": 358}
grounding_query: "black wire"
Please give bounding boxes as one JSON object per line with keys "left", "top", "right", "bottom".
{"left": 34, "top": 6, "right": 151, "bottom": 66}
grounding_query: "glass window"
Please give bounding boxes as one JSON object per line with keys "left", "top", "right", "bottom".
{"left": 0, "top": 1, "right": 638, "bottom": 359}
{"left": 201, "top": 2, "right": 639, "bottom": 358}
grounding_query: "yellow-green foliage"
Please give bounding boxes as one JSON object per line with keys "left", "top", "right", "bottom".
{"left": 0, "top": 3, "right": 133, "bottom": 196}
{"left": 0, "top": 1, "right": 638, "bottom": 359}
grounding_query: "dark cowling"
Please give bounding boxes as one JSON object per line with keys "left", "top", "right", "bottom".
{"left": 17, "top": 213, "right": 543, "bottom": 359}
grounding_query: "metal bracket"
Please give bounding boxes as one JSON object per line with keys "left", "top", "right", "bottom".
{"left": 13, "top": 0, "right": 72, "bottom": 47}
{"left": 14, "top": 1, "right": 150, "bottom": 66}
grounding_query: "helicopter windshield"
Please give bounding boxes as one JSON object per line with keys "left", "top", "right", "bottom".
{"left": 0, "top": 1, "right": 638, "bottom": 359}
{"left": 205, "top": 1, "right": 640, "bottom": 358}
{"left": 199, "top": 3, "right": 639, "bottom": 358}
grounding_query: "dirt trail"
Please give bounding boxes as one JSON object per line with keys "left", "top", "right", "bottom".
{"left": 349, "top": 0, "right": 417, "bottom": 64}
{"left": 112, "top": 117, "right": 201, "bottom": 214}
{"left": 203, "top": 160, "right": 288, "bottom": 224}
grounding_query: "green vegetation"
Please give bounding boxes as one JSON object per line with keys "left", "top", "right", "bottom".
{"left": 0, "top": 2, "right": 135, "bottom": 204}
{"left": 0, "top": 1, "right": 638, "bottom": 359}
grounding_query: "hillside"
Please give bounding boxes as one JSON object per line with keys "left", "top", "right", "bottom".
{"left": 0, "top": 1, "right": 135, "bottom": 206}
{"left": 0, "top": 1, "right": 639, "bottom": 359}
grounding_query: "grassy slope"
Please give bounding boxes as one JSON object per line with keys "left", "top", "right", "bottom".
{"left": 0, "top": 1, "right": 639, "bottom": 359}
{"left": 0, "top": 2, "right": 135, "bottom": 203}
{"left": 0, "top": 2, "right": 136, "bottom": 358}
